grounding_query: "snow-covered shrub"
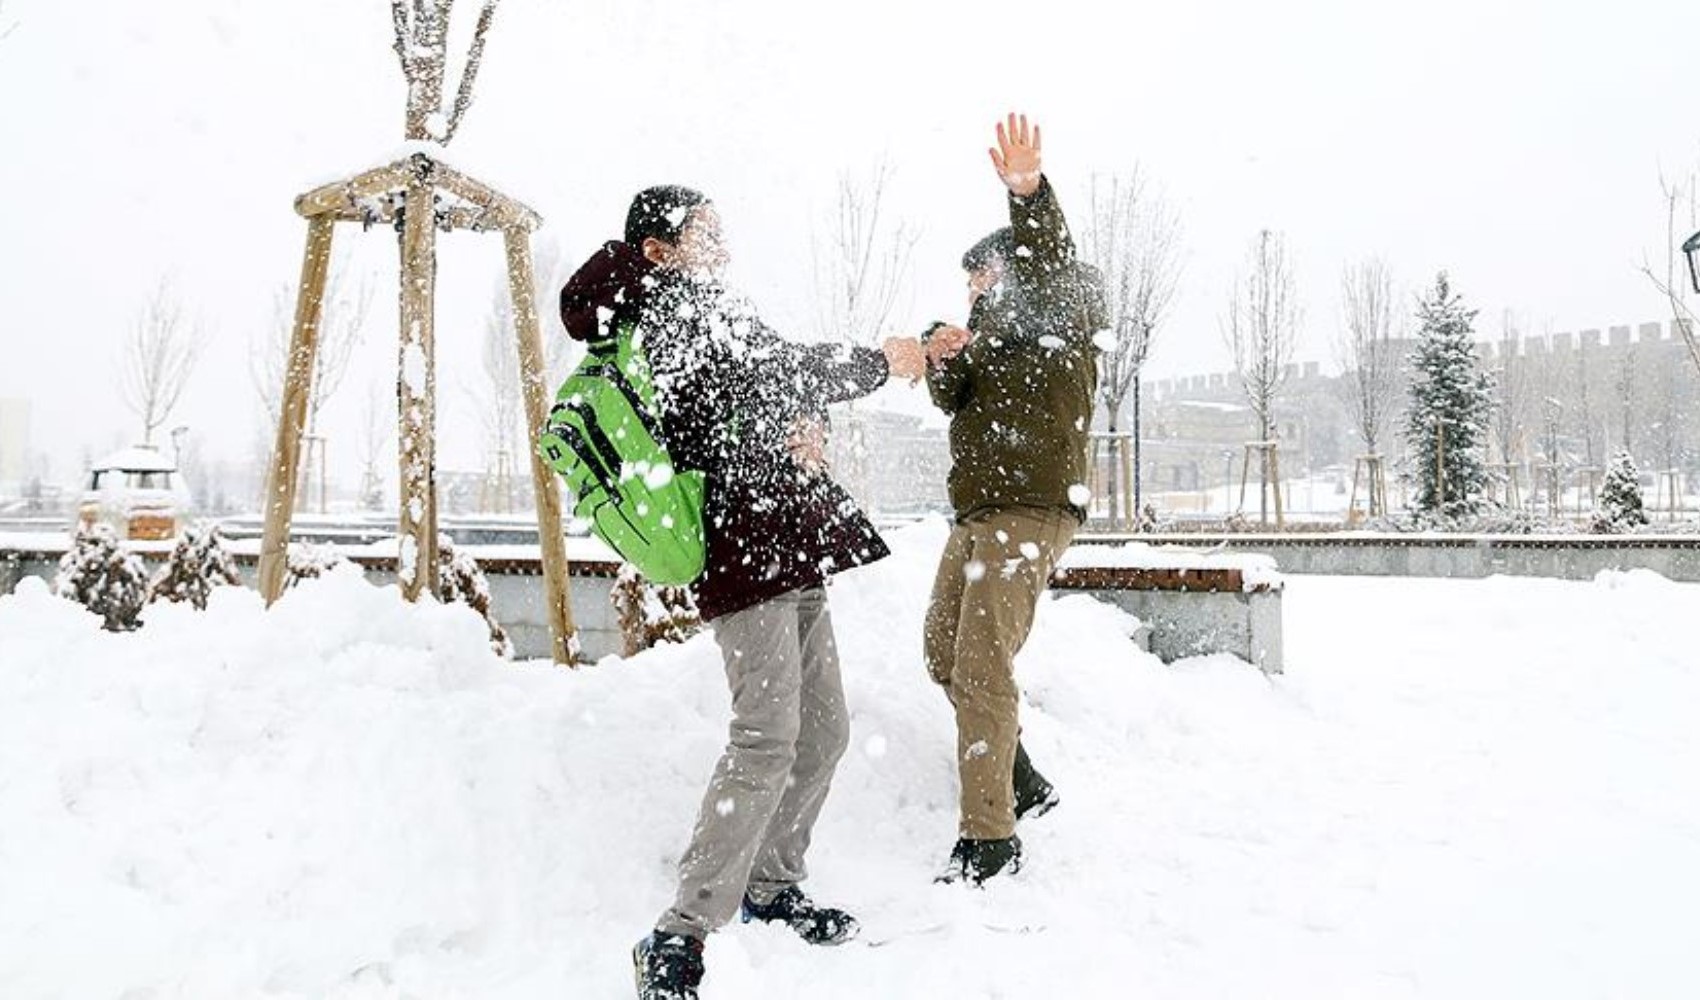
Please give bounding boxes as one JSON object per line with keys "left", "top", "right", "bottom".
{"left": 148, "top": 522, "right": 241, "bottom": 609}
{"left": 610, "top": 564, "right": 702, "bottom": 657}
{"left": 1593, "top": 451, "right": 1649, "bottom": 533}
{"left": 55, "top": 523, "right": 148, "bottom": 631}
{"left": 435, "top": 536, "right": 512, "bottom": 658}
{"left": 285, "top": 542, "right": 348, "bottom": 587}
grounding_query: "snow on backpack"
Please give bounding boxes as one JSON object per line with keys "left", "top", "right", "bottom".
{"left": 537, "top": 321, "right": 706, "bottom": 586}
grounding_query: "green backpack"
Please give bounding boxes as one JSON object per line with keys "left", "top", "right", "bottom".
{"left": 538, "top": 322, "right": 706, "bottom": 585}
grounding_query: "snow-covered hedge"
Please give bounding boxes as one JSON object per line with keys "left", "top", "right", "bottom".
{"left": 609, "top": 563, "right": 702, "bottom": 656}
{"left": 54, "top": 523, "right": 148, "bottom": 631}
{"left": 148, "top": 523, "right": 242, "bottom": 610}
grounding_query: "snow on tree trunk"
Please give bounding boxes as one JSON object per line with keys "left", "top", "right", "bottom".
{"left": 148, "top": 523, "right": 242, "bottom": 610}
{"left": 55, "top": 524, "right": 148, "bottom": 632}
{"left": 1594, "top": 450, "right": 1649, "bottom": 532}
{"left": 1402, "top": 272, "right": 1496, "bottom": 517}
{"left": 610, "top": 564, "right": 702, "bottom": 657}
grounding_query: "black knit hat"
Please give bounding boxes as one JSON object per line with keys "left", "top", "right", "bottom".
{"left": 962, "top": 227, "right": 1016, "bottom": 271}
{"left": 625, "top": 185, "right": 709, "bottom": 246}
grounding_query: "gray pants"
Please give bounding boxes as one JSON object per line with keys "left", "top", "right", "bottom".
{"left": 657, "top": 585, "right": 850, "bottom": 939}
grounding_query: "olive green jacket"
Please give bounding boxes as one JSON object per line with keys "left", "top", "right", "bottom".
{"left": 927, "top": 176, "right": 1107, "bottom": 522}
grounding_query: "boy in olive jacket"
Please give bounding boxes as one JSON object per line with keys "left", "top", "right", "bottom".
{"left": 921, "top": 114, "right": 1107, "bottom": 885}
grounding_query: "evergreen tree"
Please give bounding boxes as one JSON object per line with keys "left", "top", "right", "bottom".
{"left": 610, "top": 563, "right": 702, "bottom": 657}
{"left": 148, "top": 523, "right": 241, "bottom": 609}
{"left": 284, "top": 542, "right": 348, "bottom": 587}
{"left": 1595, "top": 450, "right": 1649, "bottom": 532}
{"left": 435, "top": 536, "right": 513, "bottom": 658}
{"left": 55, "top": 524, "right": 148, "bottom": 631}
{"left": 1402, "top": 273, "right": 1496, "bottom": 515}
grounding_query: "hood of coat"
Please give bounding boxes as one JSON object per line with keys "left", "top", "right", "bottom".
{"left": 558, "top": 240, "right": 656, "bottom": 343}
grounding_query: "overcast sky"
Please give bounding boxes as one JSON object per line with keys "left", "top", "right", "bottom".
{"left": 1, "top": 0, "right": 1697, "bottom": 488}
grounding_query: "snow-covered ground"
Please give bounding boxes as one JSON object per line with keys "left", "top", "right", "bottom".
{"left": 2, "top": 520, "right": 1696, "bottom": 999}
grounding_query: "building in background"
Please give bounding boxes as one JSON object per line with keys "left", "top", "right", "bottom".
{"left": 0, "top": 398, "right": 30, "bottom": 495}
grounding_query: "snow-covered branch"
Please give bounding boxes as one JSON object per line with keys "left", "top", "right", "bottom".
{"left": 390, "top": 0, "right": 502, "bottom": 142}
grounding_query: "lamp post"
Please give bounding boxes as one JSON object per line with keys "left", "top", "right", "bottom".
{"left": 169, "top": 425, "right": 189, "bottom": 467}
{"left": 1684, "top": 230, "right": 1700, "bottom": 294}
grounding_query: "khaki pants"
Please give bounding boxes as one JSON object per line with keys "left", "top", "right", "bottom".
{"left": 923, "top": 506, "right": 1077, "bottom": 840}
{"left": 657, "top": 586, "right": 849, "bottom": 939}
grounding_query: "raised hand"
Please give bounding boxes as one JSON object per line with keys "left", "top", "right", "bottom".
{"left": 989, "top": 112, "right": 1042, "bottom": 197}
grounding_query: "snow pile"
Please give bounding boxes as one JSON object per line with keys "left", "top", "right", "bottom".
{"left": 2, "top": 523, "right": 1698, "bottom": 999}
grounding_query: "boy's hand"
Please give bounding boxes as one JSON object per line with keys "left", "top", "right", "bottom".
{"left": 989, "top": 112, "right": 1042, "bottom": 197}
{"left": 882, "top": 336, "right": 927, "bottom": 383}
{"left": 925, "top": 324, "right": 973, "bottom": 367}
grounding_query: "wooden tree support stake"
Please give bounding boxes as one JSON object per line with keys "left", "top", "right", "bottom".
{"left": 258, "top": 214, "right": 336, "bottom": 604}
{"left": 505, "top": 226, "right": 578, "bottom": 662}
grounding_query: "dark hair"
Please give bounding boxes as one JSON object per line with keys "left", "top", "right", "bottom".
{"left": 962, "top": 227, "right": 1015, "bottom": 272}
{"left": 625, "top": 185, "right": 709, "bottom": 247}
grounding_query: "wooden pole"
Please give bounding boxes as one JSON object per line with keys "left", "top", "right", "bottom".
{"left": 396, "top": 165, "right": 440, "bottom": 601}
{"left": 504, "top": 225, "right": 578, "bottom": 664}
{"left": 1119, "top": 434, "right": 1135, "bottom": 529}
{"left": 1088, "top": 438, "right": 1103, "bottom": 526}
{"left": 1348, "top": 455, "right": 1364, "bottom": 521}
{"left": 1238, "top": 443, "right": 1253, "bottom": 516}
{"left": 1371, "top": 454, "right": 1387, "bottom": 518}
{"left": 1270, "top": 442, "right": 1285, "bottom": 529}
{"left": 258, "top": 215, "right": 336, "bottom": 604}
{"left": 1435, "top": 421, "right": 1447, "bottom": 510}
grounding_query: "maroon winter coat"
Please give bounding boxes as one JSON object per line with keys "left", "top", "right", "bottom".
{"left": 560, "top": 242, "right": 891, "bottom": 621}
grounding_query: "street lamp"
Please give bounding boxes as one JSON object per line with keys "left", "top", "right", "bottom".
{"left": 169, "top": 425, "right": 189, "bottom": 466}
{"left": 1684, "top": 229, "right": 1700, "bottom": 294}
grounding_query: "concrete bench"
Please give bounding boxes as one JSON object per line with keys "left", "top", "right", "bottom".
{"left": 1051, "top": 547, "right": 1284, "bottom": 674}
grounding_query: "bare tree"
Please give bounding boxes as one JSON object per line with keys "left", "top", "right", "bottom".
{"left": 811, "top": 162, "right": 918, "bottom": 506}
{"left": 1572, "top": 332, "right": 1599, "bottom": 484}
{"left": 1221, "top": 229, "right": 1300, "bottom": 521}
{"left": 121, "top": 284, "right": 203, "bottom": 445}
{"left": 1645, "top": 358, "right": 1692, "bottom": 501}
{"left": 0, "top": 1, "right": 18, "bottom": 44}
{"left": 471, "top": 280, "right": 524, "bottom": 512}
{"left": 1491, "top": 312, "right": 1527, "bottom": 460}
{"left": 1612, "top": 335, "right": 1637, "bottom": 456}
{"left": 812, "top": 161, "right": 917, "bottom": 346}
{"left": 357, "top": 378, "right": 391, "bottom": 511}
{"left": 252, "top": 265, "right": 373, "bottom": 510}
{"left": 1333, "top": 257, "right": 1401, "bottom": 466}
{"left": 390, "top": 0, "right": 501, "bottom": 143}
{"left": 1641, "top": 171, "right": 1700, "bottom": 377}
{"left": 1081, "top": 171, "right": 1182, "bottom": 523}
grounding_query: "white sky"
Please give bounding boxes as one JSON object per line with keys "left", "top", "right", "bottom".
{"left": 1, "top": 0, "right": 1698, "bottom": 488}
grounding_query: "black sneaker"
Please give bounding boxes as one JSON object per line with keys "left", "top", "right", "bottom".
{"left": 633, "top": 931, "right": 704, "bottom": 1000}
{"left": 740, "top": 885, "right": 860, "bottom": 945}
{"left": 1013, "top": 742, "right": 1060, "bottom": 821}
{"left": 935, "top": 835, "right": 1024, "bottom": 886}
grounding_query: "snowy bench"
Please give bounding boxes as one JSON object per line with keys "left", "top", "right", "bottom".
{"left": 1051, "top": 545, "right": 1285, "bottom": 674}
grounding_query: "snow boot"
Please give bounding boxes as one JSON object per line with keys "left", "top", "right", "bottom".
{"left": 935, "top": 835, "right": 1024, "bottom": 886}
{"left": 633, "top": 931, "right": 705, "bottom": 1000}
{"left": 740, "top": 885, "right": 860, "bottom": 945}
{"left": 1013, "top": 741, "right": 1060, "bottom": 821}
